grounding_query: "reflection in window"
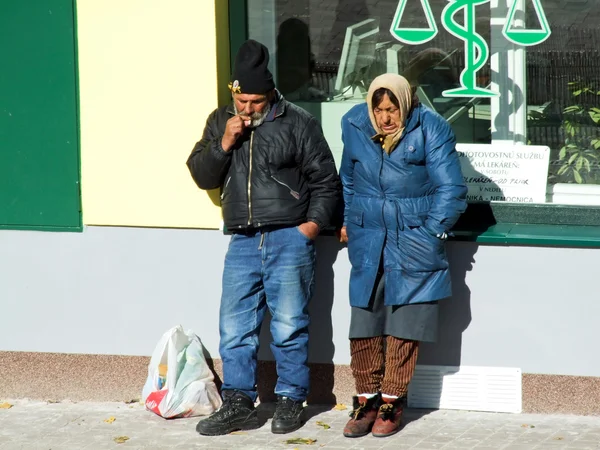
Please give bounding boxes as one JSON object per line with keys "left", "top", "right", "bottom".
{"left": 247, "top": 0, "right": 492, "bottom": 144}
{"left": 525, "top": 1, "right": 600, "bottom": 186}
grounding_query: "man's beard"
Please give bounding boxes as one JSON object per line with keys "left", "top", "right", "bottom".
{"left": 234, "top": 103, "right": 271, "bottom": 128}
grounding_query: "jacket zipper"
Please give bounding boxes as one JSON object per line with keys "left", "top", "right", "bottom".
{"left": 221, "top": 176, "right": 231, "bottom": 200}
{"left": 247, "top": 131, "right": 254, "bottom": 226}
{"left": 271, "top": 175, "right": 300, "bottom": 200}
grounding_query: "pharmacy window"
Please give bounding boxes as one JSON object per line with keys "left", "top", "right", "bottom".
{"left": 243, "top": 0, "right": 600, "bottom": 207}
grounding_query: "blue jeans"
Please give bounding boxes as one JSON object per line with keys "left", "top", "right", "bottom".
{"left": 219, "top": 226, "right": 316, "bottom": 402}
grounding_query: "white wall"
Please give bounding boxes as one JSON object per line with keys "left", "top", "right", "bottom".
{"left": 0, "top": 227, "right": 597, "bottom": 377}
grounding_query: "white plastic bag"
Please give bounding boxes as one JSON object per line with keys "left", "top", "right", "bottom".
{"left": 142, "top": 325, "right": 222, "bottom": 418}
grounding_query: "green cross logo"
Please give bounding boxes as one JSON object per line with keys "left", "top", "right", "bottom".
{"left": 390, "top": 0, "right": 551, "bottom": 98}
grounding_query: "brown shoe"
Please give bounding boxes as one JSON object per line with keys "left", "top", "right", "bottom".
{"left": 372, "top": 396, "right": 404, "bottom": 437}
{"left": 342, "top": 395, "right": 380, "bottom": 438}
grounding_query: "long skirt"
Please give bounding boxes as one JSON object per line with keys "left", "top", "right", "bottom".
{"left": 349, "top": 269, "right": 439, "bottom": 342}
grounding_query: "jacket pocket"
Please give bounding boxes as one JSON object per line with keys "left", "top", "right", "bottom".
{"left": 403, "top": 143, "right": 425, "bottom": 165}
{"left": 220, "top": 176, "right": 232, "bottom": 200}
{"left": 271, "top": 175, "right": 301, "bottom": 200}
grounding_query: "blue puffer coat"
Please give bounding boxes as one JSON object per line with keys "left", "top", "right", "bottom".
{"left": 340, "top": 103, "right": 467, "bottom": 308}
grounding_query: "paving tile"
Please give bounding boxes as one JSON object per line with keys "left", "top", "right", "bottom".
{"left": 3, "top": 400, "right": 600, "bottom": 449}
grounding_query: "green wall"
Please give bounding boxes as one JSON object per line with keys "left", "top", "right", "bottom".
{"left": 0, "top": 0, "right": 81, "bottom": 231}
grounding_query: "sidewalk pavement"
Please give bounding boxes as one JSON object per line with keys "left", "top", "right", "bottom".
{"left": 1, "top": 399, "right": 600, "bottom": 450}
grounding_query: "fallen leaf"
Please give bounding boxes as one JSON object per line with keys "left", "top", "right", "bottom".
{"left": 316, "top": 421, "right": 330, "bottom": 430}
{"left": 230, "top": 431, "right": 248, "bottom": 435}
{"left": 284, "top": 438, "right": 317, "bottom": 445}
{"left": 113, "top": 436, "right": 130, "bottom": 444}
{"left": 0, "top": 403, "right": 13, "bottom": 409}
{"left": 104, "top": 416, "right": 116, "bottom": 424}
{"left": 554, "top": 437, "right": 564, "bottom": 440}
{"left": 333, "top": 403, "right": 347, "bottom": 411}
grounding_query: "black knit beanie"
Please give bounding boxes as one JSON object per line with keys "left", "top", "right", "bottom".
{"left": 229, "top": 40, "right": 275, "bottom": 95}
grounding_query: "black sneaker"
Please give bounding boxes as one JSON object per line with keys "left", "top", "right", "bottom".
{"left": 271, "top": 395, "right": 305, "bottom": 434}
{"left": 196, "top": 390, "right": 260, "bottom": 436}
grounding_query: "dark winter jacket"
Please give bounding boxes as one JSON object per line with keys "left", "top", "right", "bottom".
{"left": 187, "top": 95, "right": 341, "bottom": 231}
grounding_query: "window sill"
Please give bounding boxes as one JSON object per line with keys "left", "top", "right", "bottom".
{"left": 452, "top": 223, "right": 600, "bottom": 247}
{"left": 455, "top": 202, "right": 600, "bottom": 228}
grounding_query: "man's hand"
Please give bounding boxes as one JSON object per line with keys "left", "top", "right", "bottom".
{"left": 298, "top": 221, "right": 320, "bottom": 240}
{"left": 336, "top": 226, "right": 348, "bottom": 243}
{"left": 222, "top": 115, "right": 251, "bottom": 152}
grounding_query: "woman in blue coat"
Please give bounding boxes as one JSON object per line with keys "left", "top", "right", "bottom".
{"left": 339, "top": 74, "right": 467, "bottom": 438}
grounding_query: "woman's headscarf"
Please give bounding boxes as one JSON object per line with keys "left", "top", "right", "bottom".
{"left": 367, "top": 73, "right": 414, "bottom": 154}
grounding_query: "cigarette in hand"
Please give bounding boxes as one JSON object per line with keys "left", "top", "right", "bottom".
{"left": 239, "top": 115, "right": 251, "bottom": 127}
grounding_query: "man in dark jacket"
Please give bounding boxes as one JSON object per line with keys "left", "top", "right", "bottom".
{"left": 187, "top": 40, "right": 341, "bottom": 436}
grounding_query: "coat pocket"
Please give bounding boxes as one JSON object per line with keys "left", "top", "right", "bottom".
{"left": 347, "top": 209, "right": 364, "bottom": 227}
{"left": 346, "top": 209, "right": 368, "bottom": 267}
{"left": 398, "top": 214, "right": 448, "bottom": 272}
{"left": 402, "top": 213, "right": 426, "bottom": 229}
{"left": 403, "top": 143, "right": 425, "bottom": 165}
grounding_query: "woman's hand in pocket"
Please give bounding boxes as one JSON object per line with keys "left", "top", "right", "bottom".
{"left": 336, "top": 226, "right": 348, "bottom": 243}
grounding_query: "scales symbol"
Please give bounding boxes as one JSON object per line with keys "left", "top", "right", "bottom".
{"left": 390, "top": 0, "right": 551, "bottom": 98}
